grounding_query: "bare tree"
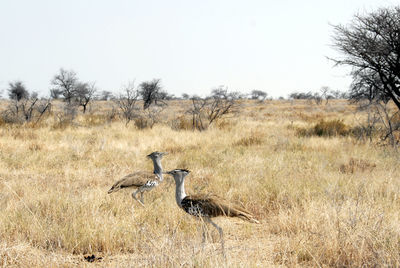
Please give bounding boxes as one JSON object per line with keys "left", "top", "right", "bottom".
{"left": 289, "top": 91, "right": 314, "bottom": 100}
{"left": 3, "top": 89, "right": 51, "bottom": 124}
{"left": 20, "top": 98, "right": 38, "bottom": 122}
{"left": 374, "top": 102, "right": 400, "bottom": 146}
{"left": 331, "top": 6, "right": 400, "bottom": 111}
{"left": 331, "top": 6, "right": 400, "bottom": 147}
{"left": 3, "top": 98, "right": 38, "bottom": 123}
{"left": 250, "top": 90, "right": 268, "bottom": 102}
{"left": 75, "top": 82, "right": 96, "bottom": 113}
{"left": 181, "top": 93, "right": 190, "bottom": 100}
{"left": 8, "top": 81, "right": 29, "bottom": 101}
{"left": 289, "top": 90, "right": 328, "bottom": 105}
{"left": 139, "top": 79, "right": 168, "bottom": 109}
{"left": 33, "top": 99, "right": 52, "bottom": 124}
{"left": 51, "top": 68, "right": 78, "bottom": 103}
{"left": 348, "top": 70, "right": 389, "bottom": 104}
{"left": 187, "top": 96, "right": 208, "bottom": 131}
{"left": 206, "top": 87, "right": 239, "bottom": 125}
{"left": 114, "top": 82, "right": 140, "bottom": 126}
{"left": 330, "top": 90, "right": 345, "bottom": 99}
{"left": 313, "top": 92, "right": 323, "bottom": 105}
{"left": 320, "top": 86, "right": 334, "bottom": 105}
{"left": 186, "top": 87, "right": 239, "bottom": 130}
{"left": 4, "top": 81, "right": 30, "bottom": 122}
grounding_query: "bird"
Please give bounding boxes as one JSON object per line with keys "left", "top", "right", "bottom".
{"left": 164, "top": 168, "right": 259, "bottom": 256}
{"left": 107, "top": 151, "right": 167, "bottom": 206}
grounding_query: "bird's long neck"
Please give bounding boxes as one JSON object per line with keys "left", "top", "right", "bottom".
{"left": 152, "top": 158, "right": 163, "bottom": 181}
{"left": 175, "top": 176, "right": 187, "bottom": 207}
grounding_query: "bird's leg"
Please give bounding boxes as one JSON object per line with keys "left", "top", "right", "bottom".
{"left": 194, "top": 221, "right": 205, "bottom": 252}
{"left": 206, "top": 218, "right": 225, "bottom": 259}
{"left": 201, "top": 223, "right": 207, "bottom": 244}
{"left": 140, "top": 191, "right": 145, "bottom": 204}
{"left": 131, "top": 189, "right": 145, "bottom": 207}
{"left": 196, "top": 217, "right": 208, "bottom": 244}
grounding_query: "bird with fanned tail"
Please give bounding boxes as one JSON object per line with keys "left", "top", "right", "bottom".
{"left": 108, "top": 151, "right": 167, "bottom": 206}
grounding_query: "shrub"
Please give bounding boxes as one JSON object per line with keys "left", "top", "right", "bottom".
{"left": 2, "top": 99, "right": 51, "bottom": 125}
{"left": 314, "top": 119, "right": 349, "bottom": 136}
{"left": 297, "top": 119, "right": 349, "bottom": 137}
{"left": 134, "top": 117, "right": 150, "bottom": 129}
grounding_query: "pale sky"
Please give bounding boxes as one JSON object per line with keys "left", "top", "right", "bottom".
{"left": 0, "top": 0, "right": 398, "bottom": 98}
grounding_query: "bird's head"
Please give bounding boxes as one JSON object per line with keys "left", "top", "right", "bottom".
{"left": 146, "top": 151, "right": 168, "bottom": 160}
{"left": 164, "top": 169, "right": 190, "bottom": 183}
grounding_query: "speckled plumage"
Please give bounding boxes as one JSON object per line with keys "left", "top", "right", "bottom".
{"left": 142, "top": 179, "right": 159, "bottom": 189}
{"left": 180, "top": 194, "right": 258, "bottom": 222}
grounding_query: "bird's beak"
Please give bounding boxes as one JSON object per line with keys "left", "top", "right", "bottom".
{"left": 164, "top": 170, "right": 172, "bottom": 175}
{"left": 161, "top": 152, "right": 168, "bottom": 156}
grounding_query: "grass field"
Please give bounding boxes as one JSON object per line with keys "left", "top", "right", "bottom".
{"left": 0, "top": 99, "right": 399, "bottom": 267}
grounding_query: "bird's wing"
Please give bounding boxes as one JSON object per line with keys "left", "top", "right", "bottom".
{"left": 183, "top": 194, "right": 259, "bottom": 223}
{"left": 182, "top": 194, "right": 227, "bottom": 217}
{"left": 107, "top": 171, "right": 157, "bottom": 193}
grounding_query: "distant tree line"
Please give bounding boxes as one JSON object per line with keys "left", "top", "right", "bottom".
{"left": 1, "top": 67, "right": 246, "bottom": 130}
{"left": 288, "top": 87, "right": 348, "bottom": 104}
{"left": 2, "top": 68, "right": 351, "bottom": 127}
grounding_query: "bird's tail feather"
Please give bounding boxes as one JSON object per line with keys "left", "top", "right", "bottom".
{"left": 236, "top": 211, "right": 260, "bottom": 224}
{"left": 220, "top": 202, "right": 260, "bottom": 223}
{"left": 107, "top": 182, "right": 121, "bottom": 194}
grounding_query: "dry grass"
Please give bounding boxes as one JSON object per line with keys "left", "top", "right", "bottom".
{"left": 0, "top": 100, "right": 399, "bottom": 267}
{"left": 339, "top": 157, "right": 377, "bottom": 174}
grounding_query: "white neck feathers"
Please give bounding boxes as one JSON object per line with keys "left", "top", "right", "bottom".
{"left": 152, "top": 158, "right": 163, "bottom": 181}
{"left": 175, "top": 176, "right": 187, "bottom": 207}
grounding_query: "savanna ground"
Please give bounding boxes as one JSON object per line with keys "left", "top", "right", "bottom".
{"left": 0, "top": 99, "right": 399, "bottom": 267}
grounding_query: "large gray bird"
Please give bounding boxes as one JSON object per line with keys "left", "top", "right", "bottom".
{"left": 108, "top": 151, "right": 167, "bottom": 206}
{"left": 165, "top": 169, "right": 259, "bottom": 256}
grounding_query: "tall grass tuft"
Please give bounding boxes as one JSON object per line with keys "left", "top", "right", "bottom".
{"left": 297, "top": 119, "right": 350, "bottom": 137}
